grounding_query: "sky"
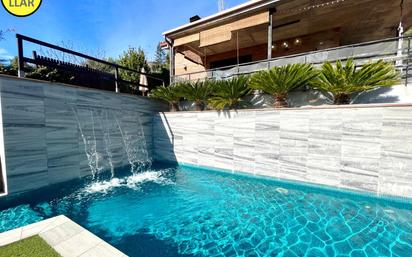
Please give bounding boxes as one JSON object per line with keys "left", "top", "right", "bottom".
{"left": 0, "top": 0, "right": 247, "bottom": 62}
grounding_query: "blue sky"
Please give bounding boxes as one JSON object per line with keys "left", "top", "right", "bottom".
{"left": 0, "top": 0, "right": 246, "bottom": 62}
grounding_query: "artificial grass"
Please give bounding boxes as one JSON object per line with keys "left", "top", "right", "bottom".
{"left": 0, "top": 235, "right": 61, "bottom": 257}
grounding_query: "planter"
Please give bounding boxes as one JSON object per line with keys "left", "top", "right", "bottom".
{"left": 170, "top": 101, "right": 179, "bottom": 112}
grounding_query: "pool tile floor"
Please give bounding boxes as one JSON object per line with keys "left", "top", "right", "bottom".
{"left": 0, "top": 215, "right": 127, "bottom": 257}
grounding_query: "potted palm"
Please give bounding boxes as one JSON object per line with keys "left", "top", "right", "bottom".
{"left": 249, "top": 63, "right": 318, "bottom": 108}
{"left": 150, "top": 84, "right": 182, "bottom": 112}
{"left": 178, "top": 80, "right": 213, "bottom": 111}
{"left": 208, "top": 76, "right": 252, "bottom": 110}
{"left": 313, "top": 59, "right": 400, "bottom": 104}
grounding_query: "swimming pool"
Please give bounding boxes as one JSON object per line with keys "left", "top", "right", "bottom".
{"left": 1, "top": 164, "right": 412, "bottom": 257}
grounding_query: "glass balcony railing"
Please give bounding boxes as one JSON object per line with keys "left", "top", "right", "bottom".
{"left": 172, "top": 36, "right": 412, "bottom": 87}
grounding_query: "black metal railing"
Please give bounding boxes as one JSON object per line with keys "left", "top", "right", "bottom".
{"left": 173, "top": 36, "right": 412, "bottom": 87}
{"left": 16, "top": 34, "right": 165, "bottom": 94}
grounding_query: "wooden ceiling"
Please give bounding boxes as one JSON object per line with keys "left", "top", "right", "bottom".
{"left": 176, "top": 0, "right": 412, "bottom": 56}
{"left": 273, "top": 0, "right": 412, "bottom": 44}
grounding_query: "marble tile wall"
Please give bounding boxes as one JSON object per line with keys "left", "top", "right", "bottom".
{"left": 1, "top": 74, "right": 410, "bottom": 200}
{"left": 0, "top": 76, "right": 167, "bottom": 195}
{"left": 153, "top": 106, "right": 412, "bottom": 199}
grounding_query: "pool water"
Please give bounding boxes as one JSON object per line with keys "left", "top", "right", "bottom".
{"left": 1, "top": 164, "right": 412, "bottom": 257}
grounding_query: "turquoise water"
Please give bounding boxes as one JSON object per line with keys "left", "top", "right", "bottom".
{"left": 1, "top": 164, "right": 412, "bottom": 257}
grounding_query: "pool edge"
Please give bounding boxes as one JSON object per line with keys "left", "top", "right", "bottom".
{"left": 177, "top": 162, "right": 412, "bottom": 207}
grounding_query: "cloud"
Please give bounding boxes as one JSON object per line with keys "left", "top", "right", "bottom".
{"left": 0, "top": 48, "right": 14, "bottom": 62}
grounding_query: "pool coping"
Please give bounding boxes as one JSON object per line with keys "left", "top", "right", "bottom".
{"left": 0, "top": 215, "right": 128, "bottom": 257}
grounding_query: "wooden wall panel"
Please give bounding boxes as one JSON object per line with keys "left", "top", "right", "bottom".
{"left": 174, "top": 33, "right": 200, "bottom": 47}
{"left": 174, "top": 53, "right": 206, "bottom": 76}
{"left": 199, "top": 12, "right": 269, "bottom": 47}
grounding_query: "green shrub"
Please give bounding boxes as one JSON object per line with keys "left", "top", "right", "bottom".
{"left": 150, "top": 84, "right": 183, "bottom": 112}
{"left": 313, "top": 59, "right": 400, "bottom": 104}
{"left": 178, "top": 80, "right": 213, "bottom": 111}
{"left": 208, "top": 76, "right": 251, "bottom": 110}
{"left": 249, "top": 63, "right": 318, "bottom": 108}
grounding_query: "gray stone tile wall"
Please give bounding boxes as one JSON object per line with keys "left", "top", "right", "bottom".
{"left": 153, "top": 106, "right": 412, "bottom": 199}
{"left": 0, "top": 76, "right": 167, "bottom": 195}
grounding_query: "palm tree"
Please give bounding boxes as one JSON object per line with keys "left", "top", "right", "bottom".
{"left": 208, "top": 76, "right": 252, "bottom": 110}
{"left": 249, "top": 63, "right": 318, "bottom": 108}
{"left": 178, "top": 80, "right": 213, "bottom": 111}
{"left": 313, "top": 59, "right": 400, "bottom": 104}
{"left": 150, "top": 84, "right": 182, "bottom": 112}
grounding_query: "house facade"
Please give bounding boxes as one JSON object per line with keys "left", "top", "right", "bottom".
{"left": 163, "top": 0, "right": 412, "bottom": 83}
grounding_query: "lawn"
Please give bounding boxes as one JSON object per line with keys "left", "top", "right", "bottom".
{"left": 0, "top": 235, "right": 61, "bottom": 257}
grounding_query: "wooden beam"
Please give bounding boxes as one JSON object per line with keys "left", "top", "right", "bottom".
{"left": 185, "top": 44, "right": 206, "bottom": 58}
{"left": 182, "top": 50, "right": 203, "bottom": 65}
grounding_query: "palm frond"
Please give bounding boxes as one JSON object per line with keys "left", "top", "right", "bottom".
{"left": 208, "top": 76, "right": 251, "bottom": 110}
{"left": 178, "top": 80, "right": 213, "bottom": 103}
{"left": 249, "top": 63, "right": 318, "bottom": 97}
{"left": 314, "top": 59, "right": 400, "bottom": 103}
{"left": 150, "top": 84, "right": 182, "bottom": 103}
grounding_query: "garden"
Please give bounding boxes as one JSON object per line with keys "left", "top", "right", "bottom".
{"left": 151, "top": 59, "right": 400, "bottom": 111}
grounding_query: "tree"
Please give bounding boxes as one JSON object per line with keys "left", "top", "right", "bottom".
{"left": 249, "top": 63, "right": 318, "bottom": 108}
{"left": 0, "top": 29, "right": 10, "bottom": 41}
{"left": 208, "top": 76, "right": 252, "bottom": 110}
{"left": 150, "top": 84, "right": 183, "bottom": 112}
{"left": 178, "top": 80, "right": 213, "bottom": 111}
{"left": 152, "top": 42, "right": 168, "bottom": 72}
{"left": 0, "top": 29, "right": 13, "bottom": 64}
{"left": 0, "top": 57, "right": 18, "bottom": 76}
{"left": 313, "top": 59, "right": 400, "bottom": 104}
{"left": 117, "top": 47, "right": 150, "bottom": 94}
{"left": 150, "top": 42, "right": 170, "bottom": 88}
{"left": 84, "top": 57, "right": 116, "bottom": 74}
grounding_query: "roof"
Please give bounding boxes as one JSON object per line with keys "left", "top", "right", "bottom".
{"left": 163, "top": 0, "right": 280, "bottom": 38}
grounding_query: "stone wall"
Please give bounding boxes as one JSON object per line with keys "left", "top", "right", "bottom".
{"left": 0, "top": 75, "right": 167, "bottom": 195}
{"left": 2, "top": 73, "right": 411, "bottom": 200}
{"left": 153, "top": 105, "right": 412, "bottom": 199}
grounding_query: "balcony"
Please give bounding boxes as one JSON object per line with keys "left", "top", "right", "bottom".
{"left": 172, "top": 36, "right": 412, "bottom": 87}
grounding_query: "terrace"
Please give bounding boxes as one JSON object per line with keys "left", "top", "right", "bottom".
{"left": 164, "top": 0, "right": 412, "bottom": 84}
{"left": 171, "top": 36, "right": 412, "bottom": 86}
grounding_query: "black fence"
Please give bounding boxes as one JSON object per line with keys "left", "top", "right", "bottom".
{"left": 16, "top": 34, "right": 165, "bottom": 95}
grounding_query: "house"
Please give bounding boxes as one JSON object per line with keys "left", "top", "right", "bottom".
{"left": 163, "top": 0, "right": 412, "bottom": 83}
